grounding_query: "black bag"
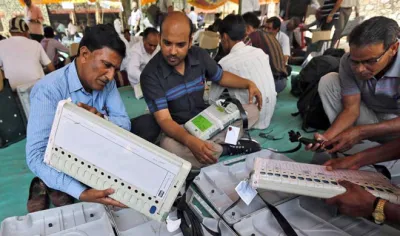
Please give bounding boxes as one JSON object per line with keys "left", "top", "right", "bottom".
{"left": 0, "top": 79, "right": 26, "bottom": 148}
{"left": 293, "top": 55, "right": 341, "bottom": 131}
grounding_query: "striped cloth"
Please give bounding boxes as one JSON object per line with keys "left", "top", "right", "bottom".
{"left": 320, "top": 0, "right": 341, "bottom": 19}
{"left": 244, "top": 30, "right": 288, "bottom": 79}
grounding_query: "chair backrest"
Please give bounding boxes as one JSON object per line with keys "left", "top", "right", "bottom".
{"left": 69, "top": 43, "right": 79, "bottom": 57}
{"left": 199, "top": 31, "right": 220, "bottom": 50}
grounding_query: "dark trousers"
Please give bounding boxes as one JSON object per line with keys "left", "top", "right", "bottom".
{"left": 130, "top": 114, "right": 161, "bottom": 144}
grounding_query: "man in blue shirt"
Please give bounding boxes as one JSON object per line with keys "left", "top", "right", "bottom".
{"left": 26, "top": 24, "right": 130, "bottom": 212}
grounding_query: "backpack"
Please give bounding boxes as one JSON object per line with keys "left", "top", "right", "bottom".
{"left": 293, "top": 55, "right": 341, "bottom": 131}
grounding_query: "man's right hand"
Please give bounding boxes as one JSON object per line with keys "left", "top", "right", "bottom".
{"left": 305, "top": 133, "right": 328, "bottom": 152}
{"left": 79, "top": 188, "right": 127, "bottom": 208}
{"left": 186, "top": 136, "right": 218, "bottom": 165}
{"left": 323, "top": 154, "right": 364, "bottom": 171}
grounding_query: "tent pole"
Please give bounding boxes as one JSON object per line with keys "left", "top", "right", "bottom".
{"left": 238, "top": 0, "right": 242, "bottom": 14}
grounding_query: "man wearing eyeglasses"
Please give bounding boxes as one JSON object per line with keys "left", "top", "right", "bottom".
{"left": 306, "top": 16, "right": 400, "bottom": 156}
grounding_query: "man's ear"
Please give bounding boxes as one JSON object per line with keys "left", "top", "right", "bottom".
{"left": 78, "top": 46, "right": 90, "bottom": 63}
{"left": 189, "top": 36, "right": 193, "bottom": 48}
{"left": 391, "top": 41, "right": 399, "bottom": 56}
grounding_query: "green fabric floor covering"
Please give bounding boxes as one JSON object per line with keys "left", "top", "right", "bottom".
{"left": 0, "top": 66, "right": 314, "bottom": 222}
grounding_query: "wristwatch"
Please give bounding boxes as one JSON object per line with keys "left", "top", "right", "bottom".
{"left": 372, "top": 197, "right": 387, "bottom": 225}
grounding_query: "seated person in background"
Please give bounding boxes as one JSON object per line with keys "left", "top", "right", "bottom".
{"left": 0, "top": 17, "right": 54, "bottom": 91}
{"left": 322, "top": 138, "right": 400, "bottom": 224}
{"left": 210, "top": 14, "right": 276, "bottom": 130}
{"left": 41, "top": 26, "right": 69, "bottom": 69}
{"left": 125, "top": 27, "right": 160, "bottom": 87}
{"left": 141, "top": 12, "right": 262, "bottom": 168}
{"left": 265, "top": 17, "right": 291, "bottom": 64}
{"left": 242, "top": 12, "right": 288, "bottom": 93}
{"left": 26, "top": 24, "right": 129, "bottom": 213}
{"left": 307, "top": 17, "right": 400, "bottom": 163}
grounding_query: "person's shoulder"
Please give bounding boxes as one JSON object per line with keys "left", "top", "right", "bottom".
{"left": 141, "top": 51, "right": 163, "bottom": 78}
{"left": 33, "top": 67, "right": 68, "bottom": 94}
{"left": 189, "top": 46, "right": 209, "bottom": 59}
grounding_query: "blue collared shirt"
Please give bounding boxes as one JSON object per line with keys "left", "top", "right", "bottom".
{"left": 26, "top": 61, "right": 131, "bottom": 199}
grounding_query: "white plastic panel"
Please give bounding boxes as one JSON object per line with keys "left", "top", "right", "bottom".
{"left": 16, "top": 82, "right": 35, "bottom": 119}
{"left": 186, "top": 187, "right": 238, "bottom": 236}
{"left": 0, "top": 203, "right": 113, "bottom": 236}
{"left": 233, "top": 196, "right": 400, "bottom": 236}
{"left": 44, "top": 100, "right": 192, "bottom": 222}
{"left": 108, "top": 207, "right": 182, "bottom": 236}
{"left": 193, "top": 150, "right": 297, "bottom": 225}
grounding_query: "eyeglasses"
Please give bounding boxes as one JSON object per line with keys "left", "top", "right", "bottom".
{"left": 350, "top": 44, "right": 395, "bottom": 67}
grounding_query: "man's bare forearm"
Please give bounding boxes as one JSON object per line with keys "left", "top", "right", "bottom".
{"left": 358, "top": 117, "right": 400, "bottom": 140}
{"left": 324, "top": 108, "right": 359, "bottom": 139}
{"left": 384, "top": 201, "right": 400, "bottom": 223}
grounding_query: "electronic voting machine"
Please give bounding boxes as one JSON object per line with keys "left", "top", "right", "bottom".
{"left": 44, "top": 100, "right": 192, "bottom": 222}
{"left": 250, "top": 158, "right": 400, "bottom": 204}
{"left": 184, "top": 99, "right": 242, "bottom": 140}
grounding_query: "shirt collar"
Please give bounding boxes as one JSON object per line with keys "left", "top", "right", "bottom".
{"left": 67, "top": 60, "right": 84, "bottom": 92}
{"left": 230, "top": 41, "right": 246, "bottom": 53}
{"left": 159, "top": 47, "right": 200, "bottom": 79}
{"left": 383, "top": 46, "right": 400, "bottom": 78}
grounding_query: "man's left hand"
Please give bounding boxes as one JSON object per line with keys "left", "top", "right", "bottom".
{"left": 326, "top": 180, "right": 376, "bottom": 217}
{"left": 78, "top": 102, "right": 104, "bottom": 118}
{"left": 247, "top": 81, "right": 262, "bottom": 110}
{"left": 323, "top": 126, "right": 362, "bottom": 153}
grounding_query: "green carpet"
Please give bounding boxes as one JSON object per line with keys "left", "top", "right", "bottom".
{"left": 0, "top": 65, "right": 315, "bottom": 222}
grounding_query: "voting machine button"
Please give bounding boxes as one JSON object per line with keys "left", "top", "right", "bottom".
{"left": 150, "top": 205, "right": 157, "bottom": 214}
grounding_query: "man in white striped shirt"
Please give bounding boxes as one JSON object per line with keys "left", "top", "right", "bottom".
{"left": 209, "top": 14, "right": 276, "bottom": 129}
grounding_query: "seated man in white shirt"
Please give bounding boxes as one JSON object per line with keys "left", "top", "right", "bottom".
{"left": 0, "top": 16, "right": 54, "bottom": 91}
{"left": 209, "top": 14, "right": 276, "bottom": 129}
{"left": 265, "top": 16, "right": 291, "bottom": 64}
{"left": 126, "top": 27, "right": 160, "bottom": 88}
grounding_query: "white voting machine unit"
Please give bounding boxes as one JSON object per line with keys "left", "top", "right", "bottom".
{"left": 193, "top": 150, "right": 296, "bottom": 225}
{"left": 184, "top": 101, "right": 240, "bottom": 140}
{"left": 43, "top": 100, "right": 192, "bottom": 222}
{"left": 233, "top": 196, "right": 400, "bottom": 236}
{"left": 251, "top": 158, "right": 400, "bottom": 204}
{"left": 0, "top": 202, "right": 183, "bottom": 236}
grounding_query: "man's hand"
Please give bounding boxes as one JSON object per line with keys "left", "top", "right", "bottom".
{"left": 323, "top": 154, "right": 364, "bottom": 171}
{"left": 78, "top": 102, "right": 104, "bottom": 118}
{"left": 323, "top": 127, "right": 362, "bottom": 153}
{"left": 79, "top": 188, "right": 127, "bottom": 208}
{"left": 326, "top": 14, "right": 333, "bottom": 23}
{"left": 247, "top": 81, "right": 262, "bottom": 110}
{"left": 186, "top": 136, "right": 218, "bottom": 165}
{"left": 326, "top": 180, "right": 376, "bottom": 217}
{"left": 305, "top": 133, "right": 328, "bottom": 151}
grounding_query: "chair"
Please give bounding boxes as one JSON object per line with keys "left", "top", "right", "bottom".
{"left": 69, "top": 43, "right": 79, "bottom": 57}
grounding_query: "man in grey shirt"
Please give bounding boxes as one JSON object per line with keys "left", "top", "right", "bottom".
{"left": 307, "top": 17, "right": 400, "bottom": 154}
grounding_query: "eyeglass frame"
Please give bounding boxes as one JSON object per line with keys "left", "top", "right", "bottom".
{"left": 349, "top": 42, "right": 398, "bottom": 67}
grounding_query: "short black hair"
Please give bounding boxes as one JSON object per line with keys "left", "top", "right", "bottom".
{"left": 78, "top": 24, "right": 126, "bottom": 58}
{"left": 44, "top": 26, "right": 55, "bottom": 38}
{"left": 190, "top": 6, "right": 194, "bottom": 11}
{"left": 143, "top": 27, "right": 159, "bottom": 39}
{"left": 242, "top": 12, "right": 260, "bottom": 29}
{"left": 266, "top": 17, "right": 281, "bottom": 30}
{"left": 219, "top": 14, "right": 246, "bottom": 41}
{"left": 349, "top": 16, "right": 400, "bottom": 50}
{"left": 160, "top": 15, "right": 194, "bottom": 39}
